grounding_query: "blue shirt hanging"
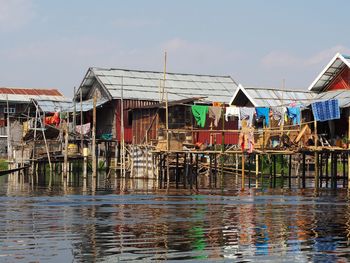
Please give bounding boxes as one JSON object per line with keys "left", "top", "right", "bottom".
{"left": 255, "top": 107, "right": 270, "bottom": 127}
{"left": 287, "top": 107, "right": 301, "bottom": 125}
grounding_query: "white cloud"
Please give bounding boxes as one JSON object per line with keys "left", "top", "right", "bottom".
{"left": 0, "top": 0, "right": 35, "bottom": 31}
{"left": 305, "top": 45, "right": 350, "bottom": 66}
{"left": 261, "top": 45, "right": 350, "bottom": 69}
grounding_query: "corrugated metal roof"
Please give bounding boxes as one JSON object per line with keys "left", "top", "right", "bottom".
{"left": 231, "top": 85, "right": 315, "bottom": 107}
{"left": 35, "top": 99, "right": 108, "bottom": 113}
{"left": 78, "top": 67, "right": 238, "bottom": 104}
{"left": 313, "top": 90, "right": 350, "bottom": 108}
{"left": 0, "top": 87, "right": 66, "bottom": 102}
{"left": 308, "top": 53, "right": 350, "bottom": 92}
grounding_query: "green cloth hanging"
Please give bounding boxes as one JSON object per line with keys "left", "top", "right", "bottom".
{"left": 191, "top": 105, "right": 209, "bottom": 128}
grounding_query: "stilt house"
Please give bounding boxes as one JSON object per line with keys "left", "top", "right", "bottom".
{"left": 75, "top": 68, "right": 239, "bottom": 144}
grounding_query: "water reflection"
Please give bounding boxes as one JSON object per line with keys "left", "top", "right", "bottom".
{"left": 0, "top": 174, "right": 350, "bottom": 262}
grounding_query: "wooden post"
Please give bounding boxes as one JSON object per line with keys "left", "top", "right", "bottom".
{"left": 255, "top": 154, "right": 259, "bottom": 188}
{"left": 342, "top": 153, "right": 346, "bottom": 188}
{"left": 348, "top": 114, "right": 350, "bottom": 189}
{"left": 288, "top": 154, "right": 292, "bottom": 188}
{"left": 248, "top": 154, "right": 251, "bottom": 188}
{"left": 6, "top": 95, "right": 12, "bottom": 162}
{"left": 281, "top": 154, "right": 284, "bottom": 188}
{"left": 333, "top": 152, "right": 338, "bottom": 189}
{"left": 319, "top": 152, "right": 323, "bottom": 188}
{"left": 183, "top": 153, "right": 187, "bottom": 189}
{"left": 325, "top": 153, "right": 329, "bottom": 188}
{"left": 175, "top": 153, "right": 179, "bottom": 189}
{"left": 221, "top": 105, "right": 225, "bottom": 185}
{"left": 261, "top": 154, "right": 264, "bottom": 188}
{"left": 314, "top": 120, "right": 319, "bottom": 189}
{"left": 80, "top": 87, "right": 84, "bottom": 151}
{"left": 92, "top": 92, "right": 97, "bottom": 179}
{"left": 273, "top": 155, "right": 276, "bottom": 188}
{"left": 241, "top": 153, "right": 245, "bottom": 190}
{"left": 302, "top": 152, "right": 306, "bottom": 188}
{"left": 209, "top": 153, "right": 212, "bottom": 188}
{"left": 63, "top": 121, "right": 69, "bottom": 180}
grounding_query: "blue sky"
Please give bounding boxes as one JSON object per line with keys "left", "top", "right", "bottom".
{"left": 0, "top": 0, "right": 349, "bottom": 96}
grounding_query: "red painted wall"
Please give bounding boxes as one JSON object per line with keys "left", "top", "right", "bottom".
{"left": 194, "top": 116, "right": 239, "bottom": 145}
{"left": 115, "top": 99, "right": 157, "bottom": 143}
{"left": 327, "top": 67, "right": 350, "bottom": 91}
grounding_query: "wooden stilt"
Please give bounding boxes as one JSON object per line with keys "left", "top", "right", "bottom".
{"left": 269, "top": 155, "right": 273, "bottom": 188}
{"left": 183, "top": 153, "right": 187, "bottom": 189}
{"left": 189, "top": 153, "right": 193, "bottom": 189}
{"left": 343, "top": 153, "right": 346, "bottom": 188}
{"left": 325, "top": 153, "right": 329, "bottom": 188}
{"left": 248, "top": 154, "right": 251, "bottom": 188}
{"left": 175, "top": 153, "right": 179, "bottom": 189}
{"left": 302, "top": 152, "right": 306, "bottom": 188}
{"left": 241, "top": 152, "right": 245, "bottom": 190}
{"left": 281, "top": 154, "right": 284, "bottom": 188}
{"left": 92, "top": 92, "right": 97, "bottom": 180}
{"left": 288, "top": 154, "right": 292, "bottom": 189}
{"left": 319, "top": 152, "right": 323, "bottom": 188}
{"left": 333, "top": 152, "right": 338, "bottom": 189}
{"left": 209, "top": 153, "right": 212, "bottom": 188}
{"left": 273, "top": 155, "right": 276, "bottom": 188}
{"left": 255, "top": 154, "right": 259, "bottom": 188}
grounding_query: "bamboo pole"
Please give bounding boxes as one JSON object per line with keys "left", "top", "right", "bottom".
{"left": 6, "top": 95, "right": 11, "bottom": 162}
{"left": 348, "top": 115, "right": 350, "bottom": 189}
{"left": 314, "top": 119, "right": 319, "bottom": 189}
{"left": 163, "top": 52, "right": 170, "bottom": 190}
{"left": 255, "top": 154, "right": 259, "bottom": 188}
{"left": 121, "top": 77, "right": 126, "bottom": 179}
{"left": 92, "top": 92, "right": 97, "bottom": 179}
{"left": 80, "top": 88, "right": 84, "bottom": 150}
{"left": 241, "top": 153, "right": 245, "bottom": 189}
{"left": 73, "top": 87, "right": 76, "bottom": 141}
{"left": 63, "top": 118, "right": 69, "bottom": 180}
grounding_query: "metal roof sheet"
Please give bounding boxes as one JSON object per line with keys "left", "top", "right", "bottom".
{"left": 313, "top": 90, "right": 350, "bottom": 108}
{"left": 78, "top": 67, "right": 238, "bottom": 104}
{"left": 231, "top": 85, "right": 315, "bottom": 107}
{"left": 35, "top": 98, "right": 108, "bottom": 113}
{"left": 0, "top": 87, "right": 65, "bottom": 102}
{"left": 308, "top": 53, "right": 350, "bottom": 92}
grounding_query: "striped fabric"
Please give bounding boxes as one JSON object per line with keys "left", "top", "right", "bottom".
{"left": 311, "top": 99, "right": 340, "bottom": 122}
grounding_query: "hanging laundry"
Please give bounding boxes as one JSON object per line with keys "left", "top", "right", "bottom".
{"left": 76, "top": 123, "right": 91, "bottom": 135}
{"left": 191, "top": 105, "right": 209, "bottom": 128}
{"left": 272, "top": 107, "right": 286, "bottom": 125}
{"left": 238, "top": 133, "right": 245, "bottom": 151}
{"left": 208, "top": 106, "right": 222, "bottom": 127}
{"left": 287, "top": 107, "right": 301, "bottom": 125}
{"left": 44, "top": 112, "right": 60, "bottom": 127}
{"left": 255, "top": 107, "right": 270, "bottom": 127}
{"left": 213, "top": 102, "right": 223, "bottom": 107}
{"left": 247, "top": 129, "right": 254, "bottom": 153}
{"left": 311, "top": 99, "right": 340, "bottom": 122}
{"left": 239, "top": 107, "right": 255, "bottom": 128}
{"left": 225, "top": 106, "right": 240, "bottom": 121}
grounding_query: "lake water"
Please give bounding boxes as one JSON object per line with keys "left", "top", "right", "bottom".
{"left": 1, "top": 173, "right": 350, "bottom": 262}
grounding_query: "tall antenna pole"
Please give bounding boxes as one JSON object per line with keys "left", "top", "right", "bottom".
{"left": 121, "top": 76, "right": 125, "bottom": 179}
{"left": 162, "top": 52, "right": 167, "bottom": 102}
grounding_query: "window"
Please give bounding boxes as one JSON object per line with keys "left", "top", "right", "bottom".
{"left": 3, "top": 108, "right": 15, "bottom": 114}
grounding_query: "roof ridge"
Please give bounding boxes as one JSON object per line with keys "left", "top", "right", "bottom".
{"left": 90, "top": 67, "right": 233, "bottom": 79}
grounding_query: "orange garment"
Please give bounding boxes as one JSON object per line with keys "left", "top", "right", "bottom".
{"left": 212, "top": 102, "right": 223, "bottom": 107}
{"left": 44, "top": 112, "right": 60, "bottom": 126}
